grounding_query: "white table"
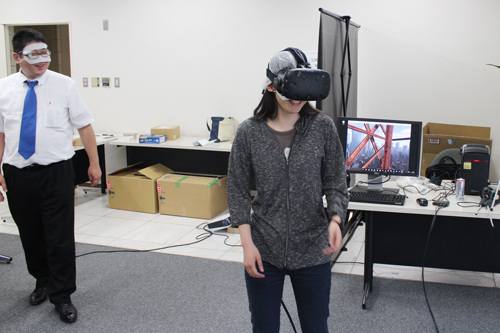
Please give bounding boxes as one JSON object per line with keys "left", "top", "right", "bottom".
{"left": 73, "top": 136, "right": 118, "bottom": 193}
{"left": 348, "top": 181, "right": 500, "bottom": 309}
{"left": 109, "top": 136, "right": 232, "bottom": 152}
{"left": 109, "top": 136, "right": 232, "bottom": 175}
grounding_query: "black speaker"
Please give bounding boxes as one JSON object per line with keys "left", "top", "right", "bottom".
{"left": 479, "top": 186, "right": 497, "bottom": 207}
{"left": 460, "top": 144, "right": 490, "bottom": 195}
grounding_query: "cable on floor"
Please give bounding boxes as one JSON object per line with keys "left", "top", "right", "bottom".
{"left": 74, "top": 222, "right": 299, "bottom": 331}
{"left": 281, "top": 299, "right": 298, "bottom": 333}
{"left": 75, "top": 222, "right": 239, "bottom": 258}
{"left": 207, "top": 228, "right": 243, "bottom": 247}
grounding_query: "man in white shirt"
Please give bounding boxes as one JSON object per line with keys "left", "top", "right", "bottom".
{"left": 0, "top": 28, "right": 101, "bottom": 324}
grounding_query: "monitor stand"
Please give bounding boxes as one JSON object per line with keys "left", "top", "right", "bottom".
{"left": 349, "top": 174, "right": 400, "bottom": 195}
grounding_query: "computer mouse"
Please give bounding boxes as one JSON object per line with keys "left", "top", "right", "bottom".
{"left": 416, "top": 198, "right": 428, "bottom": 206}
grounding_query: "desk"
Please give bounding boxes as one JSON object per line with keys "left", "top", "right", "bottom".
{"left": 109, "top": 136, "right": 232, "bottom": 175}
{"left": 348, "top": 182, "right": 500, "bottom": 309}
{"left": 73, "top": 136, "right": 117, "bottom": 194}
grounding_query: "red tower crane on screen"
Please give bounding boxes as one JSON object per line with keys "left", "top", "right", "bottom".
{"left": 346, "top": 123, "right": 395, "bottom": 170}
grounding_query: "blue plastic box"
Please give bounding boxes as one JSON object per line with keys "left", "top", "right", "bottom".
{"left": 139, "top": 134, "right": 166, "bottom": 144}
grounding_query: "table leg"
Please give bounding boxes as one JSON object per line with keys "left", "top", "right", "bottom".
{"left": 98, "top": 144, "right": 106, "bottom": 194}
{"left": 362, "top": 211, "right": 374, "bottom": 309}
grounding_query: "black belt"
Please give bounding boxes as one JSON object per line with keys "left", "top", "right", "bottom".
{"left": 20, "top": 160, "right": 69, "bottom": 171}
{"left": 23, "top": 163, "right": 46, "bottom": 171}
{"left": 3, "top": 160, "right": 70, "bottom": 172}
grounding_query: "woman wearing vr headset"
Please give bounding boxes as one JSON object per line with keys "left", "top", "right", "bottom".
{"left": 227, "top": 48, "right": 349, "bottom": 332}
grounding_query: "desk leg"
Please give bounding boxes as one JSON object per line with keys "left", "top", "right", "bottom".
{"left": 98, "top": 144, "right": 106, "bottom": 194}
{"left": 362, "top": 211, "right": 374, "bottom": 309}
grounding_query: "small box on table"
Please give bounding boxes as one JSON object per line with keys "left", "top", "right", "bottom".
{"left": 139, "top": 134, "right": 166, "bottom": 144}
{"left": 151, "top": 126, "right": 180, "bottom": 141}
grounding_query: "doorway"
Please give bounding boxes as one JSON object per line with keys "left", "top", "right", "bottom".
{"left": 5, "top": 24, "right": 71, "bottom": 77}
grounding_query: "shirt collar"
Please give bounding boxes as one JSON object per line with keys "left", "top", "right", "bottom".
{"left": 17, "top": 68, "right": 49, "bottom": 87}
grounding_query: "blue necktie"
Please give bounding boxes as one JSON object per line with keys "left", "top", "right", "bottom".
{"left": 19, "top": 80, "right": 38, "bottom": 159}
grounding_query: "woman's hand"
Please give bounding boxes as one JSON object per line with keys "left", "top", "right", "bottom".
{"left": 243, "top": 243, "right": 265, "bottom": 278}
{"left": 239, "top": 224, "right": 265, "bottom": 278}
{"left": 322, "top": 215, "right": 343, "bottom": 255}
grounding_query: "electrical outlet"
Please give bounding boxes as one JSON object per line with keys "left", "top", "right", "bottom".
{"left": 114, "top": 77, "right": 120, "bottom": 88}
{"left": 83, "top": 77, "right": 88, "bottom": 87}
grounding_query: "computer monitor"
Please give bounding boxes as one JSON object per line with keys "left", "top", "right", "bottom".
{"left": 337, "top": 116, "right": 423, "bottom": 193}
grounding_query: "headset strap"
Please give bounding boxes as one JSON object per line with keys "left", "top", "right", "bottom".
{"left": 282, "top": 47, "right": 311, "bottom": 68}
{"left": 266, "top": 68, "right": 276, "bottom": 83}
{"left": 266, "top": 48, "right": 310, "bottom": 90}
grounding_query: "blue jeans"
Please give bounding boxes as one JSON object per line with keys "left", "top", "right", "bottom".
{"left": 245, "top": 261, "right": 332, "bottom": 333}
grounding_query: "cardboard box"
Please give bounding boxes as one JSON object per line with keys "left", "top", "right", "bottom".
{"left": 73, "top": 137, "right": 82, "bottom": 147}
{"left": 139, "top": 134, "right": 166, "bottom": 144}
{"left": 107, "top": 163, "right": 173, "bottom": 213}
{"left": 73, "top": 134, "right": 101, "bottom": 147}
{"left": 421, "top": 122, "right": 492, "bottom": 176}
{"left": 226, "top": 227, "right": 240, "bottom": 234}
{"left": 151, "top": 125, "right": 181, "bottom": 141}
{"left": 157, "top": 173, "right": 227, "bottom": 219}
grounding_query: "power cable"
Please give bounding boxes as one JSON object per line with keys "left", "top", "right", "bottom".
{"left": 75, "top": 222, "right": 238, "bottom": 258}
{"left": 75, "top": 221, "right": 300, "bottom": 331}
{"left": 421, "top": 207, "right": 442, "bottom": 333}
{"left": 281, "top": 300, "right": 298, "bottom": 333}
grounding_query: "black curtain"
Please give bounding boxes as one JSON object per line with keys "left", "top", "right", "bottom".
{"left": 316, "top": 8, "right": 360, "bottom": 125}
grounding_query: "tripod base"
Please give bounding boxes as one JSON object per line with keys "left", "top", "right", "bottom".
{"left": 0, "top": 254, "right": 12, "bottom": 264}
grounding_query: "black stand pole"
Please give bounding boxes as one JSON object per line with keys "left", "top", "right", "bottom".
{"left": 340, "top": 16, "right": 352, "bottom": 118}
{"left": 362, "top": 211, "right": 373, "bottom": 309}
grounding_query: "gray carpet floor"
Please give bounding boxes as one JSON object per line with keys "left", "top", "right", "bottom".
{"left": 1, "top": 232, "right": 499, "bottom": 333}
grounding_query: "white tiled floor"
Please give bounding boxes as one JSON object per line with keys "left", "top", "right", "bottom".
{"left": 0, "top": 186, "right": 244, "bottom": 263}
{"left": 1, "top": 187, "right": 498, "bottom": 289}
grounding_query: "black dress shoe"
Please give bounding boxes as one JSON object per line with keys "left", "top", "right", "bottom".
{"left": 29, "top": 287, "right": 47, "bottom": 305}
{"left": 54, "top": 302, "right": 78, "bottom": 323}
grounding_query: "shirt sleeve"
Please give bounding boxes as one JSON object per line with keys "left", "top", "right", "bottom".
{"left": 67, "top": 80, "right": 94, "bottom": 129}
{"left": 322, "top": 117, "right": 349, "bottom": 223}
{"left": 227, "top": 122, "right": 254, "bottom": 227}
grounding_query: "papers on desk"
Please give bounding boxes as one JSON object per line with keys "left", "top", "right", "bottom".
{"left": 194, "top": 139, "right": 220, "bottom": 147}
{"left": 116, "top": 136, "right": 133, "bottom": 142}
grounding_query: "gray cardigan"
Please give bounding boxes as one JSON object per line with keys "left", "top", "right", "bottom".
{"left": 227, "top": 112, "right": 349, "bottom": 270}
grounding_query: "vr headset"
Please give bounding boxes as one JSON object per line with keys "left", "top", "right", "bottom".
{"left": 266, "top": 47, "right": 331, "bottom": 101}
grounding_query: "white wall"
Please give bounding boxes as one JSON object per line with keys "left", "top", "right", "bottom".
{"left": 1, "top": 0, "right": 500, "bottom": 180}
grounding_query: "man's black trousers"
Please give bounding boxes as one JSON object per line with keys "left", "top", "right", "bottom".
{"left": 4, "top": 159, "right": 76, "bottom": 303}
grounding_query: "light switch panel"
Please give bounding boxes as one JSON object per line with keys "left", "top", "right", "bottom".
{"left": 91, "top": 77, "right": 100, "bottom": 87}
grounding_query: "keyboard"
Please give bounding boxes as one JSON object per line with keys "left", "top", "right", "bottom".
{"left": 349, "top": 190, "right": 406, "bottom": 205}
